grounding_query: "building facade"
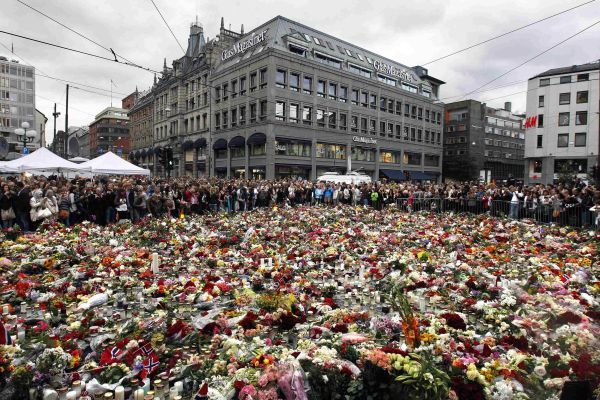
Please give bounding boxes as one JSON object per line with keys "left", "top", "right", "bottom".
{"left": 524, "top": 61, "right": 599, "bottom": 184}
{"left": 67, "top": 126, "right": 90, "bottom": 158}
{"left": 88, "top": 106, "right": 130, "bottom": 158}
{"left": 35, "top": 109, "right": 47, "bottom": 148}
{"left": 127, "top": 90, "right": 154, "bottom": 170}
{"left": 444, "top": 100, "right": 525, "bottom": 182}
{"left": 136, "top": 16, "right": 445, "bottom": 180}
{"left": 0, "top": 56, "right": 38, "bottom": 160}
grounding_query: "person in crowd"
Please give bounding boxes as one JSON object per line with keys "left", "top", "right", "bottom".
{"left": 57, "top": 191, "right": 71, "bottom": 227}
{"left": 0, "top": 183, "right": 16, "bottom": 228}
{"left": 13, "top": 181, "right": 31, "bottom": 232}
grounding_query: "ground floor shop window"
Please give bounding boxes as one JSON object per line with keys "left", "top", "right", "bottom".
{"left": 404, "top": 151, "right": 421, "bottom": 166}
{"left": 232, "top": 168, "right": 246, "bottom": 179}
{"left": 275, "top": 165, "right": 310, "bottom": 180}
{"left": 316, "top": 143, "right": 346, "bottom": 159}
{"left": 274, "top": 139, "right": 311, "bottom": 157}
{"left": 250, "top": 167, "right": 265, "bottom": 180}
{"left": 351, "top": 147, "right": 375, "bottom": 162}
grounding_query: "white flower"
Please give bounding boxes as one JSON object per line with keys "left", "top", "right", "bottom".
{"left": 534, "top": 364, "right": 546, "bottom": 377}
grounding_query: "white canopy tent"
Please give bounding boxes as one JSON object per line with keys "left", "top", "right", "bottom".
{"left": 0, "top": 148, "right": 88, "bottom": 174}
{"left": 0, "top": 161, "right": 18, "bottom": 173}
{"left": 79, "top": 151, "right": 151, "bottom": 176}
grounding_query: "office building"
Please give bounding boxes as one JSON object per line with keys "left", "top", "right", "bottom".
{"left": 0, "top": 56, "right": 38, "bottom": 160}
{"left": 140, "top": 16, "right": 445, "bottom": 180}
{"left": 444, "top": 100, "right": 525, "bottom": 182}
{"left": 524, "top": 61, "right": 599, "bottom": 184}
{"left": 88, "top": 105, "right": 130, "bottom": 158}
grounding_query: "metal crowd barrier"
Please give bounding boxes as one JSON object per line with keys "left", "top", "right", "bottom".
{"left": 393, "top": 198, "right": 599, "bottom": 230}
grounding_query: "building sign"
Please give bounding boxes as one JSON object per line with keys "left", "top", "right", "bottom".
{"left": 524, "top": 116, "right": 537, "bottom": 129}
{"left": 352, "top": 136, "right": 377, "bottom": 145}
{"left": 372, "top": 59, "right": 416, "bottom": 83}
{"left": 221, "top": 29, "right": 269, "bottom": 61}
{"left": 275, "top": 144, "right": 287, "bottom": 152}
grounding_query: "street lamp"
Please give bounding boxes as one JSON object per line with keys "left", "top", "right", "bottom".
{"left": 14, "top": 121, "right": 38, "bottom": 155}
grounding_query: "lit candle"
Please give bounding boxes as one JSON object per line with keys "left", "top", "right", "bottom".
{"left": 114, "top": 386, "right": 124, "bottom": 400}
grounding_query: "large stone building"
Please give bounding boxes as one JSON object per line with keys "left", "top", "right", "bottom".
{"left": 443, "top": 100, "right": 525, "bottom": 182}
{"left": 88, "top": 106, "right": 130, "bottom": 158}
{"left": 67, "top": 126, "right": 90, "bottom": 158}
{"left": 523, "top": 61, "right": 599, "bottom": 184}
{"left": 127, "top": 90, "right": 154, "bottom": 170}
{"left": 0, "top": 56, "right": 39, "bottom": 160}
{"left": 134, "top": 16, "right": 445, "bottom": 180}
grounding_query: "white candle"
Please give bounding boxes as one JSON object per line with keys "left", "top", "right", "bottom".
{"left": 114, "top": 386, "right": 125, "bottom": 400}
{"left": 17, "top": 326, "right": 25, "bottom": 341}
{"left": 66, "top": 392, "right": 76, "bottom": 400}
{"left": 418, "top": 297, "right": 426, "bottom": 312}
{"left": 42, "top": 388, "right": 58, "bottom": 400}
{"left": 134, "top": 389, "right": 145, "bottom": 400}
{"left": 174, "top": 381, "right": 184, "bottom": 394}
{"left": 29, "top": 388, "right": 36, "bottom": 400}
{"left": 151, "top": 253, "right": 160, "bottom": 274}
{"left": 2, "top": 305, "right": 8, "bottom": 314}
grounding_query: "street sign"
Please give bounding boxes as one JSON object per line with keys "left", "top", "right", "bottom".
{"left": 117, "top": 147, "right": 123, "bottom": 156}
{"left": 23, "top": 147, "right": 29, "bottom": 155}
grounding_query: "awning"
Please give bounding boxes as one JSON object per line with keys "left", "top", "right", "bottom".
{"left": 182, "top": 140, "right": 194, "bottom": 150}
{"left": 380, "top": 169, "right": 406, "bottom": 181}
{"left": 228, "top": 136, "right": 246, "bottom": 148}
{"left": 153, "top": 146, "right": 163, "bottom": 155}
{"left": 247, "top": 132, "right": 266, "bottom": 145}
{"left": 213, "top": 138, "right": 227, "bottom": 150}
{"left": 195, "top": 138, "right": 207, "bottom": 148}
{"left": 407, "top": 171, "right": 433, "bottom": 180}
{"left": 140, "top": 149, "right": 147, "bottom": 158}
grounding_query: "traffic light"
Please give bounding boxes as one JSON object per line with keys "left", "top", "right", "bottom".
{"left": 166, "top": 148, "right": 173, "bottom": 171}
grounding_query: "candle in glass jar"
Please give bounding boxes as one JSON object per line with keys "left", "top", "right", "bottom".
{"left": 151, "top": 253, "right": 160, "bottom": 274}
{"left": 66, "top": 392, "right": 76, "bottom": 400}
{"left": 134, "top": 389, "right": 145, "bottom": 400}
{"left": 174, "top": 381, "right": 184, "bottom": 394}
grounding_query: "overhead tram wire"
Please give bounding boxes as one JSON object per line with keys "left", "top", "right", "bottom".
{"left": 461, "top": 19, "right": 600, "bottom": 99}
{"left": 439, "top": 79, "right": 529, "bottom": 101}
{"left": 15, "top": 0, "right": 151, "bottom": 74}
{"left": 420, "top": 0, "right": 597, "bottom": 66}
{"left": 0, "top": 40, "right": 129, "bottom": 96}
{"left": 0, "top": 30, "right": 162, "bottom": 74}
{"left": 148, "top": 0, "right": 185, "bottom": 53}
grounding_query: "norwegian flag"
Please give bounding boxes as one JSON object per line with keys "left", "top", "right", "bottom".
{"left": 140, "top": 353, "right": 159, "bottom": 379}
{"left": 100, "top": 346, "right": 122, "bottom": 366}
{"left": 0, "top": 321, "right": 12, "bottom": 345}
{"left": 139, "top": 342, "right": 154, "bottom": 356}
{"left": 194, "top": 382, "right": 208, "bottom": 399}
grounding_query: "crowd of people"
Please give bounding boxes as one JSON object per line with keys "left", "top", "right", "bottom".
{"left": 0, "top": 174, "right": 598, "bottom": 232}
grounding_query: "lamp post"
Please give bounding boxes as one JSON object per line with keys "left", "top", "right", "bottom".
{"left": 14, "top": 121, "right": 38, "bottom": 155}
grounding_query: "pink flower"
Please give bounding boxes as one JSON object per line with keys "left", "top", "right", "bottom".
{"left": 240, "top": 384, "right": 257, "bottom": 400}
{"left": 257, "top": 387, "right": 279, "bottom": 400}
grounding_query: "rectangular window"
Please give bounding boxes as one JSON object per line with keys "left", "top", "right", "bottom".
{"left": 239, "top": 106, "right": 246, "bottom": 125}
{"left": 215, "top": 113, "right": 221, "bottom": 130}
{"left": 411, "top": 106, "right": 417, "bottom": 119}
{"left": 380, "top": 97, "right": 386, "bottom": 111}
{"left": 275, "top": 139, "right": 311, "bottom": 157}
{"left": 576, "top": 91, "right": 588, "bottom": 104}
{"left": 537, "top": 135, "right": 543, "bottom": 148}
{"left": 328, "top": 111, "right": 337, "bottom": 129}
{"left": 575, "top": 111, "right": 587, "bottom": 125}
{"left": 351, "top": 89, "right": 359, "bottom": 105}
{"left": 538, "top": 114, "right": 544, "bottom": 127}
{"left": 538, "top": 95, "right": 544, "bottom": 107}
{"left": 577, "top": 73, "right": 589, "bottom": 82}
{"left": 379, "top": 121, "right": 386, "bottom": 136}
{"left": 401, "top": 83, "right": 418, "bottom": 93}
{"left": 559, "top": 92, "right": 570, "bottom": 105}
{"left": 351, "top": 147, "right": 375, "bottom": 162}
{"left": 558, "top": 112, "right": 570, "bottom": 126}
{"left": 369, "top": 119, "right": 376, "bottom": 134}
{"left": 403, "top": 126, "right": 409, "bottom": 140}
{"left": 260, "top": 100, "right": 268, "bottom": 120}
{"left": 560, "top": 75, "right": 571, "bottom": 84}
{"left": 404, "top": 152, "right": 421, "bottom": 165}
{"left": 340, "top": 113, "right": 347, "bottom": 130}
{"left": 361, "top": 91, "right": 368, "bottom": 107}
{"left": 222, "top": 110, "right": 228, "bottom": 128}
{"left": 418, "top": 107, "right": 423, "bottom": 120}
{"left": 317, "top": 80, "right": 326, "bottom": 97}
{"left": 360, "top": 117, "right": 367, "bottom": 134}
{"left": 351, "top": 115, "right": 358, "bottom": 132}
{"left": 396, "top": 125, "right": 402, "bottom": 139}
{"left": 387, "top": 122, "right": 393, "bottom": 137}
{"left": 289, "top": 103, "right": 299, "bottom": 123}
{"left": 289, "top": 73, "right": 300, "bottom": 91}
{"left": 404, "top": 103, "right": 410, "bottom": 117}
{"left": 557, "top": 133, "right": 569, "bottom": 148}
{"left": 424, "top": 154, "right": 439, "bottom": 167}
{"left": 317, "top": 109, "right": 325, "bottom": 127}
{"left": 574, "top": 132, "right": 586, "bottom": 147}
{"left": 340, "top": 86, "right": 348, "bottom": 102}
{"left": 222, "top": 83, "right": 228, "bottom": 100}
{"left": 302, "top": 106, "right": 312, "bottom": 125}
{"left": 314, "top": 52, "right": 342, "bottom": 68}
{"left": 250, "top": 72, "right": 257, "bottom": 91}
{"left": 396, "top": 101, "right": 402, "bottom": 115}
{"left": 539, "top": 78, "right": 550, "bottom": 87}
{"left": 410, "top": 127, "right": 416, "bottom": 141}
{"left": 369, "top": 93, "right": 377, "bottom": 109}
{"left": 349, "top": 64, "right": 372, "bottom": 78}
{"left": 231, "top": 80, "right": 237, "bottom": 98}
{"left": 275, "top": 101, "right": 286, "bottom": 121}
{"left": 417, "top": 129, "right": 423, "bottom": 142}
{"left": 316, "top": 143, "right": 346, "bottom": 159}
{"left": 231, "top": 108, "right": 237, "bottom": 127}
{"left": 260, "top": 68, "right": 268, "bottom": 88}
{"left": 379, "top": 151, "right": 401, "bottom": 164}
{"left": 303, "top": 75, "right": 313, "bottom": 94}
{"left": 240, "top": 76, "right": 247, "bottom": 94}
{"left": 388, "top": 99, "right": 394, "bottom": 113}
{"left": 276, "top": 69, "right": 286, "bottom": 88}
{"left": 215, "top": 87, "right": 221, "bottom": 102}
{"left": 328, "top": 82, "right": 337, "bottom": 99}
{"left": 250, "top": 103, "right": 257, "bottom": 122}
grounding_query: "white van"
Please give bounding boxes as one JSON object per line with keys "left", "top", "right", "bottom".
{"left": 316, "top": 171, "right": 372, "bottom": 185}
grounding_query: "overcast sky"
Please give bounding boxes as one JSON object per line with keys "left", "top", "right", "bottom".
{"left": 1, "top": 0, "right": 599, "bottom": 144}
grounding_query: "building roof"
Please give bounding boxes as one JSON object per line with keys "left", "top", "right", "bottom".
{"left": 529, "top": 61, "right": 599, "bottom": 80}
{"left": 215, "top": 15, "right": 442, "bottom": 89}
